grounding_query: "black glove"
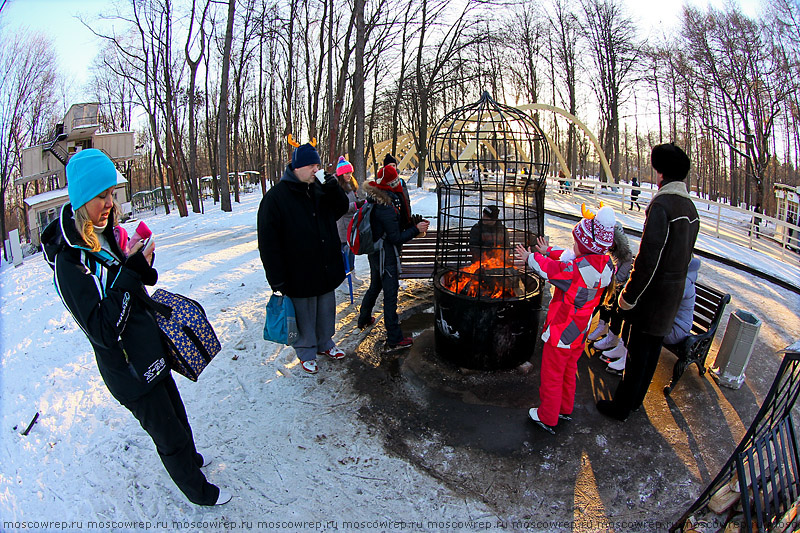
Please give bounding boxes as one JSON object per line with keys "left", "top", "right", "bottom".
{"left": 324, "top": 171, "right": 337, "bottom": 183}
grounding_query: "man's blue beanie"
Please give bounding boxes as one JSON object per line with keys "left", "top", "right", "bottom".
{"left": 292, "top": 143, "right": 321, "bottom": 169}
{"left": 66, "top": 149, "right": 118, "bottom": 210}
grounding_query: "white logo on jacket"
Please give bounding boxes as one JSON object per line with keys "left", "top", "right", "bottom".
{"left": 117, "top": 292, "right": 131, "bottom": 328}
{"left": 143, "top": 357, "right": 167, "bottom": 383}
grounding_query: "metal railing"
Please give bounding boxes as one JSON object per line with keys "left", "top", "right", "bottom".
{"left": 548, "top": 177, "right": 800, "bottom": 267}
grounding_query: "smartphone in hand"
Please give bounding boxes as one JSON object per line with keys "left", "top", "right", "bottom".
{"left": 142, "top": 236, "right": 155, "bottom": 255}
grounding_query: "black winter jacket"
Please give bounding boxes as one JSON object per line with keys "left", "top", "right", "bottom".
{"left": 258, "top": 165, "right": 349, "bottom": 297}
{"left": 365, "top": 186, "right": 419, "bottom": 267}
{"left": 41, "top": 204, "right": 169, "bottom": 403}
{"left": 619, "top": 180, "right": 700, "bottom": 336}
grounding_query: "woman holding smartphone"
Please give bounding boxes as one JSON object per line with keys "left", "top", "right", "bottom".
{"left": 41, "top": 149, "right": 230, "bottom": 506}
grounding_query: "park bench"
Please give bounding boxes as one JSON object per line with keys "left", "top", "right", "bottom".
{"left": 399, "top": 230, "right": 438, "bottom": 279}
{"left": 398, "top": 230, "right": 474, "bottom": 280}
{"left": 662, "top": 282, "right": 731, "bottom": 395}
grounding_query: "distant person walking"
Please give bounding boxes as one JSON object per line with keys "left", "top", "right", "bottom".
{"left": 596, "top": 143, "right": 700, "bottom": 422}
{"left": 41, "top": 149, "right": 231, "bottom": 506}
{"left": 258, "top": 141, "right": 350, "bottom": 374}
{"left": 630, "top": 177, "right": 641, "bottom": 211}
{"left": 748, "top": 203, "right": 762, "bottom": 239}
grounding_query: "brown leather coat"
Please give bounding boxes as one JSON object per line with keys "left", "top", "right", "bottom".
{"left": 619, "top": 180, "right": 700, "bottom": 336}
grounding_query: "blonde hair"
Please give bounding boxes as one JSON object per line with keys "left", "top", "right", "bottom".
{"left": 74, "top": 201, "right": 120, "bottom": 252}
{"left": 602, "top": 276, "right": 617, "bottom": 307}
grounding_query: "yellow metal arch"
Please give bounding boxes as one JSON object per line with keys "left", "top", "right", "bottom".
{"left": 517, "top": 103, "right": 613, "bottom": 182}
{"left": 366, "top": 103, "right": 613, "bottom": 182}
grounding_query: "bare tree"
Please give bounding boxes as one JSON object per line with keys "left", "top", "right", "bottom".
{"left": 217, "top": 0, "right": 235, "bottom": 212}
{"left": 353, "top": 0, "right": 366, "bottom": 181}
{"left": 680, "top": 5, "right": 795, "bottom": 207}
{"left": 548, "top": 0, "right": 581, "bottom": 176}
{"left": 581, "top": 0, "right": 639, "bottom": 183}
{"left": 410, "top": 0, "right": 484, "bottom": 185}
{"left": 0, "top": 31, "right": 59, "bottom": 245}
{"left": 185, "top": 0, "right": 211, "bottom": 213}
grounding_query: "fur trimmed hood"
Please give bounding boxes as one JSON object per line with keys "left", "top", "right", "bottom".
{"left": 365, "top": 184, "right": 395, "bottom": 206}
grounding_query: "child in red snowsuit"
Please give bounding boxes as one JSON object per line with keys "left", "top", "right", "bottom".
{"left": 515, "top": 205, "right": 616, "bottom": 432}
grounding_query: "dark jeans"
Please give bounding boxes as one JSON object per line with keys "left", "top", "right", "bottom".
{"left": 609, "top": 326, "right": 664, "bottom": 415}
{"left": 359, "top": 252, "right": 403, "bottom": 344}
{"left": 123, "top": 374, "right": 218, "bottom": 505}
{"left": 598, "top": 299, "right": 624, "bottom": 336}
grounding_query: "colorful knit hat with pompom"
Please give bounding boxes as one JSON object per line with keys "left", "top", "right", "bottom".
{"left": 336, "top": 156, "right": 354, "bottom": 176}
{"left": 572, "top": 204, "right": 616, "bottom": 255}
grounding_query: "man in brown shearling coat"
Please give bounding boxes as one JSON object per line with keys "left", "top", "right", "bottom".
{"left": 597, "top": 143, "right": 700, "bottom": 421}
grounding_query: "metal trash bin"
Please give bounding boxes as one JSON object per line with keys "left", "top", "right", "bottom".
{"left": 713, "top": 310, "right": 762, "bottom": 389}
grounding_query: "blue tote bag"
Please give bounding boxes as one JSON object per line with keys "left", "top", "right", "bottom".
{"left": 263, "top": 293, "right": 299, "bottom": 345}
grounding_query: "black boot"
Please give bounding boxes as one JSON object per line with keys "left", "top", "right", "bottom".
{"left": 596, "top": 399, "right": 630, "bottom": 422}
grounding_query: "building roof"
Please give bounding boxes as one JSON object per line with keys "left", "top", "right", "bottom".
{"left": 774, "top": 183, "right": 800, "bottom": 193}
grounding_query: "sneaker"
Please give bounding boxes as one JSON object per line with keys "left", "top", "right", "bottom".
{"left": 599, "top": 341, "right": 627, "bottom": 363}
{"left": 358, "top": 316, "right": 376, "bottom": 330}
{"left": 196, "top": 452, "right": 211, "bottom": 468}
{"left": 587, "top": 319, "right": 608, "bottom": 341}
{"left": 606, "top": 352, "right": 626, "bottom": 376}
{"left": 387, "top": 337, "right": 413, "bottom": 350}
{"left": 215, "top": 489, "right": 232, "bottom": 505}
{"left": 528, "top": 408, "right": 555, "bottom": 435}
{"left": 594, "top": 332, "right": 619, "bottom": 351}
{"left": 300, "top": 360, "right": 318, "bottom": 374}
{"left": 318, "top": 346, "right": 345, "bottom": 359}
{"left": 558, "top": 414, "right": 573, "bottom": 422}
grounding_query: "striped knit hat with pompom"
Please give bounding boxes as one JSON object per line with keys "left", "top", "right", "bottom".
{"left": 572, "top": 205, "right": 616, "bottom": 255}
{"left": 336, "top": 156, "right": 354, "bottom": 176}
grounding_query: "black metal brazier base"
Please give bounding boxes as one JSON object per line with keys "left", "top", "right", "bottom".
{"left": 433, "top": 270, "right": 542, "bottom": 370}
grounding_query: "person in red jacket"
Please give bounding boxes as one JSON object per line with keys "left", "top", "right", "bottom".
{"left": 516, "top": 205, "right": 616, "bottom": 433}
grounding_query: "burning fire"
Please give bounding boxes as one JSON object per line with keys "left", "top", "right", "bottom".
{"left": 441, "top": 248, "right": 523, "bottom": 299}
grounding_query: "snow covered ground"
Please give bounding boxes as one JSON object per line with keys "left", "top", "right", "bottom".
{"left": 1, "top": 183, "right": 798, "bottom": 533}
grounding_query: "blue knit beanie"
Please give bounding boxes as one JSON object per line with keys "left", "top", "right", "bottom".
{"left": 66, "top": 149, "right": 118, "bottom": 210}
{"left": 292, "top": 143, "right": 321, "bottom": 169}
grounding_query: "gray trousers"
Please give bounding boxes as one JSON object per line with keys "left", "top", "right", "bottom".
{"left": 291, "top": 291, "right": 336, "bottom": 362}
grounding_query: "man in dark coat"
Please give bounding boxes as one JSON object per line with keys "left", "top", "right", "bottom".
{"left": 597, "top": 143, "right": 700, "bottom": 421}
{"left": 258, "top": 142, "right": 349, "bottom": 374}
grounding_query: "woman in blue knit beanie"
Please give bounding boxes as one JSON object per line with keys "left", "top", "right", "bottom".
{"left": 41, "top": 148, "right": 232, "bottom": 506}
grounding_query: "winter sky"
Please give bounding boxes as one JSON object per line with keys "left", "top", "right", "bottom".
{"left": 1, "top": 0, "right": 763, "bottom": 104}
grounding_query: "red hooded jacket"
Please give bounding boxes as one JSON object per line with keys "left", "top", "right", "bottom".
{"left": 527, "top": 247, "right": 614, "bottom": 349}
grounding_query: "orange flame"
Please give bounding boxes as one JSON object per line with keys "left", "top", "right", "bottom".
{"left": 441, "top": 248, "right": 520, "bottom": 299}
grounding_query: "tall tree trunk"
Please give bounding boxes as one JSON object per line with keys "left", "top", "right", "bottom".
{"left": 217, "top": 0, "right": 235, "bottom": 212}
{"left": 353, "top": 0, "right": 366, "bottom": 181}
{"left": 185, "top": 0, "right": 209, "bottom": 213}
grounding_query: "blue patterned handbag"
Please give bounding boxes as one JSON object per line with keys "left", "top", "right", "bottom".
{"left": 149, "top": 289, "right": 221, "bottom": 382}
{"left": 263, "top": 293, "right": 298, "bottom": 346}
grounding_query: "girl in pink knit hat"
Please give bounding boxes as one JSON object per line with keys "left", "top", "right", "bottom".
{"left": 335, "top": 156, "right": 364, "bottom": 290}
{"left": 515, "top": 205, "right": 616, "bottom": 433}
